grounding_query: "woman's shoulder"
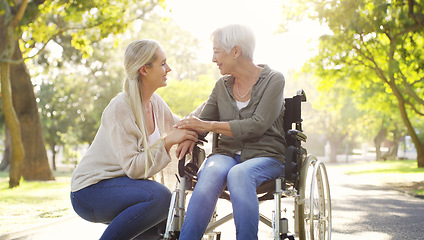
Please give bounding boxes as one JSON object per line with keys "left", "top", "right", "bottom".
{"left": 214, "top": 75, "right": 233, "bottom": 89}
{"left": 151, "top": 92, "right": 169, "bottom": 110}
{"left": 102, "top": 92, "right": 132, "bottom": 121}
{"left": 261, "top": 64, "right": 284, "bottom": 78}
{"left": 258, "top": 65, "right": 285, "bottom": 85}
{"left": 107, "top": 92, "right": 130, "bottom": 110}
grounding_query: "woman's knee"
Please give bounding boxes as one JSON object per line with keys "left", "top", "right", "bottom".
{"left": 227, "top": 164, "right": 251, "bottom": 182}
{"left": 199, "top": 155, "right": 235, "bottom": 178}
{"left": 148, "top": 181, "right": 172, "bottom": 211}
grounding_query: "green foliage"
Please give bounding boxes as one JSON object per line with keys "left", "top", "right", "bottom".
{"left": 157, "top": 75, "right": 216, "bottom": 117}
{"left": 19, "top": 0, "right": 166, "bottom": 59}
{"left": 288, "top": 0, "right": 424, "bottom": 162}
{"left": 34, "top": 37, "right": 124, "bottom": 151}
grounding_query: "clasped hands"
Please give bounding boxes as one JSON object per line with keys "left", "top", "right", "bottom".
{"left": 174, "top": 116, "right": 209, "bottom": 160}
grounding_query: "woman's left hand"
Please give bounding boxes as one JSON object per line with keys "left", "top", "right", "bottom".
{"left": 174, "top": 117, "right": 210, "bottom": 133}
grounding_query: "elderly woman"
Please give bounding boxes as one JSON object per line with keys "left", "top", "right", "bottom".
{"left": 176, "top": 24, "right": 287, "bottom": 240}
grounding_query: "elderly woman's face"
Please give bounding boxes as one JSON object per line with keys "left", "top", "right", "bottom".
{"left": 212, "top": 38, "right": 234, "bottom": 75}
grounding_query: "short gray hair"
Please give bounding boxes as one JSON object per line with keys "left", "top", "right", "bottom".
{"left": 211, "top": 24, "right": 256, "bottom": 60}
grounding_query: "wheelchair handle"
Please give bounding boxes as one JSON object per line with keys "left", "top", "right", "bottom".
{"left": 296, "top": 89, "right": 307, "bottom": 102}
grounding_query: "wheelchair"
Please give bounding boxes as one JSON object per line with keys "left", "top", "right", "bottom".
{"left": 164, "top": 90, "right": 332, "bottom": 240}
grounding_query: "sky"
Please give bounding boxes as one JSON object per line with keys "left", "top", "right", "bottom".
{"left": 165, "top": 0, "right": 328, "bottom": 74}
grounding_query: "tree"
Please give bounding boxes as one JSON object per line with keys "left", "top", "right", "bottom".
{"left": 310, "top": 75, "right": 364, "bottom": 163}
{"left": 1, "top": 0, "right": 30, "bottom": 187}
{"left": 0, "top": 0, "right": 165, "bottom": 187}
{"left": 283, "top": 0, "right": 424, "bottom": 167}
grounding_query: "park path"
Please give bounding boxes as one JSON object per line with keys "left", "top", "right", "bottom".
{"left": 1, "top": 161, "right": 423, "bottom": 240}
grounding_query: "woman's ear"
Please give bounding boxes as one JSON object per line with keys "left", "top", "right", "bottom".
{"left": 139, "top": 65, "right": 148, "bottom": 76}
{"left": 233, "top": 46, "right": 242, "bottom": 59}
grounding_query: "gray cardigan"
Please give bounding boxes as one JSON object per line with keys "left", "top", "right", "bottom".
{"left": 199, "top": 64, "right": 287, "bottom": 163}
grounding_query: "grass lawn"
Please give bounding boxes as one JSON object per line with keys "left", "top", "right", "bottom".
{"left": 331, "top": 159, "right": 424, "bottom": 197}
{"left": 0, "top": 170, "right": 74, "bottom": 234}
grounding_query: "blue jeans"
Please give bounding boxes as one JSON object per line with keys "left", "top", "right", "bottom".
{"left": 179, "top": 154, "right": 285, "bottom": 240}
{"left": 70, "top": 176, "right": 171, "bottom": 240}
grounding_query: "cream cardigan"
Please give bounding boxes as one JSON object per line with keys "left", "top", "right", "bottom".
{"left": 71, "top": 92, "right": 200, "bottom": 192}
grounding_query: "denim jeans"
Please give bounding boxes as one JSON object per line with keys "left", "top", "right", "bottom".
{"left": 179, "top": 154, "right": 285, "bottom": 240}
{"left": 70, "top": 176, "right": 171, "bottom": 240}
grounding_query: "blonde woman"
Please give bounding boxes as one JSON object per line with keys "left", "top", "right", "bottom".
{"left": 70, "top": 40, "right": 199, "bottom": 240}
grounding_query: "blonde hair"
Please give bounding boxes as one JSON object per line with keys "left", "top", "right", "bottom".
{"left": 123, "top": 39, "right": 160, "bottom": 178}
{"left": 211, "top": 24, "right": 256, "bottom": 60}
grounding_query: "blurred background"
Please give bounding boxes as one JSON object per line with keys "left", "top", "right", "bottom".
{"left": 0, "top": 0, "right": 422, "bottom": 186}
{"left": 1, "top": 0, "right": 424, "bottom": 237}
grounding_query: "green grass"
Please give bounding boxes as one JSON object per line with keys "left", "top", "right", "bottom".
{"left": 0, "top": 170, "right": 74, "bottom": 234}
{"left": 332, "top": 159, "right": 424, "bottom": 196}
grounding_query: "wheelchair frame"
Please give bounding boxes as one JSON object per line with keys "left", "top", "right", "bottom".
{"left": 164, "top": 90, "right": 332, "bottom": 240}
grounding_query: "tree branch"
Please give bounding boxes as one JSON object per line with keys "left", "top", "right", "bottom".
{"left": 392, "top": 0, "right": 424, "bottom": 41}
{"left": 398, "top": 71, "right": 424, "bottom": 106}
{"left": 0, "top": 37, "right": 55, "bottom": 65}
{"left": 404, "top": 98, "right": 424, "bottom": 116}
{"left": 352, "top": 35, "right": 389, "bottom": 83}
{"left": 1, "top": 0, "right": 10, "bottom": 15}
{"left": 10, "top": 0, "right": 29, "bottom": 28}
{"left": 411, "top": 78, "right": 423, "bottom": 86}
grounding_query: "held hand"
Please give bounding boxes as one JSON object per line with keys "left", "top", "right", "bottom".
{"left": 174, "top": 116, "right": 210, "bottom": 133}
{"left": 163, "top": 128, "right": 198, "bottom": 153}
{"left": 176, "top": 140, "right": 196, "bottom": 160}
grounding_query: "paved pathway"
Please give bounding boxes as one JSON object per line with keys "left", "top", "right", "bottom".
{"left": 1, "top": 162, "right": 423, "bottom": 240}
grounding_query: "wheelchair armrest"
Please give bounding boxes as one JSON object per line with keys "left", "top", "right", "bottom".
{"left": 288, "top": 129, "right": 307, "bottom": 142}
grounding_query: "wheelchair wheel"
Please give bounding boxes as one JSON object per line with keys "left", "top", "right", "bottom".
{"left": 297, "top": 155, "right": 332, "bottom": 240}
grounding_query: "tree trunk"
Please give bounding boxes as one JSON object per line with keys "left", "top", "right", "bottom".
{"left": 419, "top": 144, "right": 424, "bottom": 168}
{"left": 388, "top": 81, "right": 424, "bottom": 167}
{"left": 385, "top": 129, "right": 401, "bottom": 160}
{"left": 0, "top": 125, "right": 11, "bottom": 171}
{"left": 387, "top": 41, "right": 424, "bottom": 167}
{"left": 374, "top": 125, "right": 387, "bottom": 161}
{"left": 328, "top": 134, "right": 346, "bottom": 163}
{"left": 1, "top": 19, "right": 26, "bottom": 188}
{"left": 51, "top": 142, "right": 57, "bottom": 171}
{"left": 10, "top": 41, "right": 54, "bottom": 181}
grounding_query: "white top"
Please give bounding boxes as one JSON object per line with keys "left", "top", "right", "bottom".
{"left": 148, "top": 112, "right": 160, "bottom": 146}
{"left": 236, "top": 99, "right": 250, "bottom": 110}
{"left": 235, "top": 100, "right": 250, "bottom": 155}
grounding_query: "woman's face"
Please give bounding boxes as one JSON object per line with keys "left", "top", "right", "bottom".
{"left": 212, "top": 38, "right": 235, "bottom": 75}
{"left": 142, "top": 47, "right": 172, "bottom": 89}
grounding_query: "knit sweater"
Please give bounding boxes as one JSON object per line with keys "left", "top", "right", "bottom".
{"left": 71, "top": 92, "right": 198, "bottom": 192}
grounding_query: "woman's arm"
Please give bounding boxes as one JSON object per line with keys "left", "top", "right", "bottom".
{"left": 175, "top": 117, "right": 233, "bottom": 137}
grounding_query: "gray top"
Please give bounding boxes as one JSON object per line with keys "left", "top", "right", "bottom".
{"left": 199, "top": 64, "right": 287, "bottom": 163}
